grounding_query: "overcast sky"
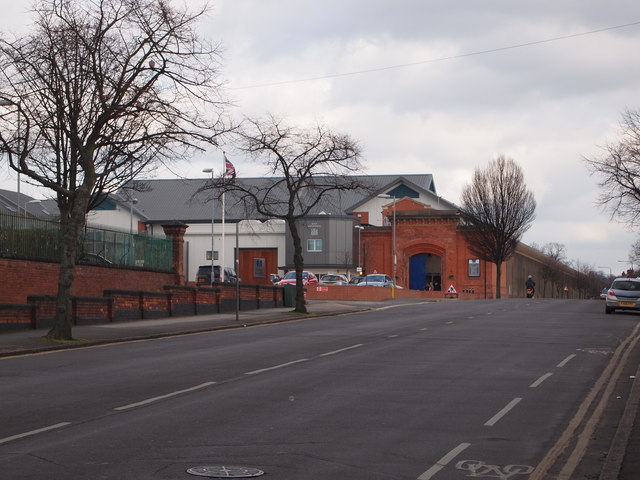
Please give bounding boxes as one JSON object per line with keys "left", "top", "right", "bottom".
{"left": 1, "top": 1, "right": 639, "bottom": 276}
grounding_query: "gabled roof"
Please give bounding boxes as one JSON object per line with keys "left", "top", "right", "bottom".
{"left": 126, "top": 174, "right": 453, "bottom": 223}
{"left": 137, "top": 174, "right": 454, "bottom": 222}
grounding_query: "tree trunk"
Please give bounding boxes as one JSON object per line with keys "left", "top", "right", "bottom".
{"left": 287, "top": 218, "right": 307, "bottom": 314}
{"left": 47, "top": 195, "right": 90, "bottom": 340}
{"left": 495, "top": 260, "right": 502, "bottom": 299}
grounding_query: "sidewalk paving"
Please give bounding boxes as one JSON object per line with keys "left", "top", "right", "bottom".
{"left": 0, "top": 299, "right": 401, "bottom": 357}
{"left": 0, "top": 298, "right": 637, "bottom": 480}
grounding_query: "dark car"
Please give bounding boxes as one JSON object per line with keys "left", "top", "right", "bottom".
{"left": 277, "top": 271, "right": 318, "bottom": 286}
{"left": 605, "top": 278, "right": 640, "bottom": 314}
{"left": 319, "top": 274, "right": 349, "bottom": 286}
{"left": 196, "top": 265, "right": 239, "bottom": 285}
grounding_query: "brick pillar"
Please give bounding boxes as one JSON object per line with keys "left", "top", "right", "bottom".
{"left": 162, "top": 222, "right": 189, "bottom": 286}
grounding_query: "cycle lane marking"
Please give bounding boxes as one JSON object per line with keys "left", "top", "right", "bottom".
{"left": 417, "top": 442, "right": 471, "bottom": 480}
{"left": 529, "top": 373, "right": 553, "bottom": 388}
{"left": 484, "top": 398, "right": 522, "bottom": 426}
{"left": 557, "top": 354, "right": 576, "bottom": 368}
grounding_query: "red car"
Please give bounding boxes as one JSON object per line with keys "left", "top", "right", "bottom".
{"left": 277, "top": 271, "right": 319, "bottom": 286}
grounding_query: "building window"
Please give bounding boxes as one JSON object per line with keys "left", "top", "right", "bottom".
{"left": 206, "top": 250, "right": 219, "bottom": 261}
{"left": 307, "top": 239, "right": 322, "bottom": 252}
{"left": 253, "top": 258, "right": 265, "bottom": 278}
{"left": 468, "top": 258, "right": 480, "bottom": 277}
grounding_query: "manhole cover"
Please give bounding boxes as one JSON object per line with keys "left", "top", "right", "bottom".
{"left": 186, "top": 466, "right": 265, "bottom": 478}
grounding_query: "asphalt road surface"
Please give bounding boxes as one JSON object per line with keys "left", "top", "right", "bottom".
{"left": 1, "top": 298, "right": 638, "bottom": 479}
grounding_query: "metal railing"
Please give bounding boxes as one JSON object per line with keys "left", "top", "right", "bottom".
{"left": 0, "top": 211, "right": 173, "bottom": 270}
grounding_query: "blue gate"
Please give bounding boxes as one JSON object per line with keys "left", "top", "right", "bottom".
{"left": 410, "top": 253, "right": 427, "bottom": 290}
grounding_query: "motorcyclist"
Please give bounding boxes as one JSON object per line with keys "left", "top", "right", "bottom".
{"left": 525, "top": 275, "right": 536, "bottom": 298}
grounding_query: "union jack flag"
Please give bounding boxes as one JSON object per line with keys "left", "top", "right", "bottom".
{"left": 223, "top": 153, "right": 236, "bottom": 182}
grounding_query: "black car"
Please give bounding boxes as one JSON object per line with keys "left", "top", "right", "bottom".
{"left": 196, "top": 265, "right": 239, "bottom": 284}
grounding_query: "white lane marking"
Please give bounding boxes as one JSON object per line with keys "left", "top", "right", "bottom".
{"left": 388, "top": 334, "right": 399, "bottom": 338}
{"left": 420, "top": 327, "right": 428, "bottom": 331}
{"left": 244, "top": 359, "right": 309, "bottom": 376}
{"left": 484, "top": 398, "right": 522, "bottom": 426}
{"left": 320, "top": 344, "right": 364, "bottom": 357}
{"left": 0, "top": 422, "right": 71, "bottom": 445}
{"left": 557, "top": 354, "right": 576, "bottom": 368}
{"left": 114, "top": 382, "right": 216, "bottom": 411}
{"left": 530, "top": 373, "right": 553, "bottom": 388}
{"left": 446, "top": 321, "right": 454, "bottom": 324}
{"left": 417, "top": 442, "right": 472, "bottom": 479}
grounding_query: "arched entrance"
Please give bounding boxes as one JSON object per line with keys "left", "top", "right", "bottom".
{"left": 409, "top": 253, "right": 442, "bottom": 291}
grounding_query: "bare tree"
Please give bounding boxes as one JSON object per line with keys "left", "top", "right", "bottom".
{"left": 0, "top": 0, "right": 228, "bottom": 340}
{"left": 585, "top": 109, "right": 640, "bottom": 227}
{"left": 205, "top": 115, "right": 364, "bottom": 313}
{"left": 630, "top": 239, "right": 640, "bottom": 271}
{"left": 540, "top": 242, "right": 566, "bottom": 298}
{"left": 459, "top": 155, "right": 536, "bottom": 298}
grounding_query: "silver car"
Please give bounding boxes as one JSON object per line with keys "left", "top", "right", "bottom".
{"left": 356, "top": 274, "right": 394, "bottom": 287}
{"left": 605, "top": 277, "right": 640, "bottom": 314}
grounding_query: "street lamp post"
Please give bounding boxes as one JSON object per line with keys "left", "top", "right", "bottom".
{"left": 377, "top": 194, "right": 397, "bottom": 298}
{"left": 354, "top": 225, "right": 364, "bottom": 275}
{"left": 598, "top": 266, "right": 612, "bottom": 277}
{"left": 203, "top": 168, "right": 215, "bottom": 283}
{"left": 618, "top": 260, "right": 635, "bottom": 276}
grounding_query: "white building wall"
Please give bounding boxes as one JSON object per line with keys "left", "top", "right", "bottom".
{"left": 183, "top": 219, "right": 286, "bottom": 283}
{"left": 86, "top": 206, "right": 143, "bottom": 232}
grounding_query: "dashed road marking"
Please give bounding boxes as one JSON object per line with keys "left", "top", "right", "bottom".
{"left": 417, "top": 442, "right": 471, "bottom": 479}
{"left": 320, "top": 344, "right": 364, "bottom": 357}
{"left": 557, "top": 354, "right": 576, "bottom": 367}
{"left": 530, "top": 373, "right": 553, "bottom": 388}
{"left": 485, "top": 398, "right": 522, "bottom": 426}
{"left": 114, "top": 382, "right": 216, "bottom": 411}
{"left": 244, "top": 358, "right": 309, "bottom": 376}
{"left": 0, "top": 422, "right": 71, "bottom": 445}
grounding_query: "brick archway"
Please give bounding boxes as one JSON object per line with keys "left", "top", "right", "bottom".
{"left": 403, "top": 242, "right": 447, "bottom": 291}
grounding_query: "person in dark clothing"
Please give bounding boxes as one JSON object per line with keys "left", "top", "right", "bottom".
{"left": 525, "top": 275, "right": 536, "bottom": 298}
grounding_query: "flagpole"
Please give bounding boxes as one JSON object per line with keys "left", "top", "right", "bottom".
{"left": 221, "top": 152, "right": 226, "bottom": 281}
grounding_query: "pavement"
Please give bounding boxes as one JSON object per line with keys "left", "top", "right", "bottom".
{"left": 0, "top": 298, "right": 638, "bottom": 479}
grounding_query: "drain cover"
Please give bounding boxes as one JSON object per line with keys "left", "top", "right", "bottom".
{"left": 186, "top": 466, "right": 265, "bottom": 478}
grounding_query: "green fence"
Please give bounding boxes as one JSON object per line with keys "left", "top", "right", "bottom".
{"left": 0, "top": 211, "right": 173, "bottom": 271}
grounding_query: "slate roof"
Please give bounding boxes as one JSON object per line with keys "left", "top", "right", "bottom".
{"left": 0, "top": 189, "right": 59, "bottom": 218}
{"left": 127, "top": 174, "right": 457, "bottom": 223}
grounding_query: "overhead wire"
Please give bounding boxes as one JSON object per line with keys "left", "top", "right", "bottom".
{"left": 231, "top": 20, "right": 640, "bottom": 90}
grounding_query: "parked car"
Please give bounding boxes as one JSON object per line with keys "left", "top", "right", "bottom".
{"left": 349, "top": 276, "right": 365, "bottom": 285}
{"left": 196, "top": 265, "right": 239, "bottom": 284}
{"left": 277, "top": 271, "right": 319, "bottom": 286}
{"left": 319, "top": 274, "right": 349, "bottom": 286}
{"left": 269, "top": 273, "right": 282, "bottom": 285}
{"left": 356, "top": 274, "right": 394, "bottom": 287}
{"left": 605, "top": 277, "right": 640, "bottom": 314}
{"left": 599, "top": 287, "right": 608, "bottom": 300}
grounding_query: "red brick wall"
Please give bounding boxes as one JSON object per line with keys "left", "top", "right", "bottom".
{"left": 359, "top": 216, "right": 507, "bottom": 298}
{"left": 0, "top": 257, "right": 178, "bottom": 304}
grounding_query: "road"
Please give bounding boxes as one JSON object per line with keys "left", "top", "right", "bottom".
{"left": 0, "top": 298, "right": 638, "bottom": 479}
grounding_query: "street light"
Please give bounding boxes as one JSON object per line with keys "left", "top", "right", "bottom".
{"left": 203, "top": 168, "right": 215, "bottom": 283}
{"left": 598, "top": 266, "right": 612, "bottom": 277}
{"left": 354, "top": 225, "right": 364, "bottom": 275}
{"left": 377, "top": 194, "right": 397, "bottom": 298}
{"left": 617, "top": 260, "right": 635, "bottom": 276}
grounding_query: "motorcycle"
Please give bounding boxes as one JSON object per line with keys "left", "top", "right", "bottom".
{"left": 526, "top": 287, "right": 534, "bottom": 299}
